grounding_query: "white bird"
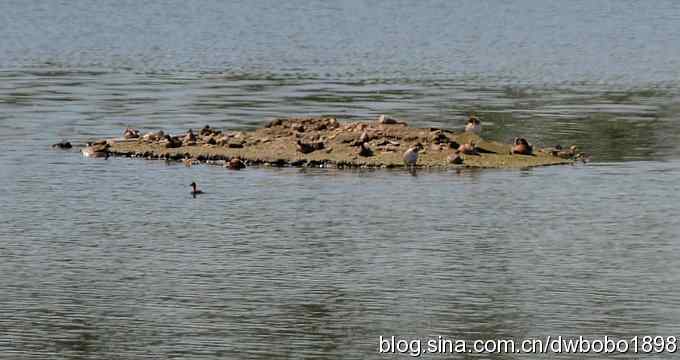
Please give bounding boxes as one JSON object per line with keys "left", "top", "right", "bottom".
{"left": 142, "top": 130, "right": 164, "bottom": 142}
{"left": 82, "top": 142, "right": 110, "bottom": 158}
{"left": 403, "top": 143, "right": 423, "bottom": 167}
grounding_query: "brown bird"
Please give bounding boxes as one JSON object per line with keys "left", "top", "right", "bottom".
{"left": 182, "top": 156, "right": 195, "bottom": 167}
{"left": 160, "top": 135, "right": 182, "bottom": 148}
{"left": 296, "top": 139, "right": 324, "bottom": 154}
{"left": 464, "top": 115, "right": 481, "bottom": 134}
{"left": 183, "top": 129, "right": 197, "bottom": 146}
{"left": 552, "top": 145, "right": 578, "bottom": 159}
{"left": 226, "top": 158, "right": 246, "bottom": 170}
{"left": 123, "top": 127, "right": 140, "bottom": 139}
{"left": 200, "top": 125, "right": 219, "bottom": 136}
{"left": 457, "top": 142, "right": 479, "bottom": 155}
{"left": 511, "top": 137, "right": 533, "bottom": 155}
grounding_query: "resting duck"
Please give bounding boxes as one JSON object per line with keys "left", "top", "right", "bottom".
{"left": 215, "top": 134, "right": 232, "bottom": 146}
{"left": 160, "top": 135, "right": 182, "bottom": 148}
{"left": 447, "top": 152, "right": 464, "bottom": 164}
{"left": 378, "top": 114, "right": 407, "bottom": 126}
{"left": 226, "top": 158, "right": 246, "bottom": 170}
{"left": 190, "top": 182, "right": 203, "bottom": 196}
{"left": 200, "top": 125, "right": 220, "bottom": 137}
{"left": 182, "top": 129, "right": 197, "bottom": 146}
{"left": 511, "top": 137, "right": 533, "bottom": 155}
{"left": 82, "top": 142, "right": 110, "bottom": 158}
{"left": 465, "top": 115, "right": 481, "bottom": 134}
{"left": 142, "top": 130, "right": 164, "bottom": 142}
{"left": 123, "top": 128, "right": 140, "bottom": 139}
{"left": 296, "top": 139, "right": 324, "bottom": 154}
{"left": 551, "top": 145, "right": 578, "bottom": 159}
{"left": 403, "top": 143, "right": 423, "bottom": 167}
{"left": 357, "top": 142, "right": 373, "bottom": 157}
{"left": 457, "top": 142, "right": 479, "bottom": 155}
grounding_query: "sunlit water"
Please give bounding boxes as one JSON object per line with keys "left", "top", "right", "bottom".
{"left": 1, "top": 1, "right": 680, "bottom": 359}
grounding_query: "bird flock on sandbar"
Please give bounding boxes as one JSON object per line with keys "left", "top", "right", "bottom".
{"left": 55, "top": 113, "right": 589, "bottom": 197}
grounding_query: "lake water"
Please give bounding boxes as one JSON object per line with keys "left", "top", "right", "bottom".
{"left": 1, "top": 1, "right": 680, "bottom": 359}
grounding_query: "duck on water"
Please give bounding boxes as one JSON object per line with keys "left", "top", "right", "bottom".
{"left": 465, "top": 115, "right": 481, "bottom": 134}
{"left": 190, "top": 182, "right": 203, "bottom": 196}
{"left": 511, "top": 137, "right": 533, "bottom": 155}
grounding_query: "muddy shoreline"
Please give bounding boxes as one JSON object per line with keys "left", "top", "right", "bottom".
{"left": 85, "top": 117, "right": 575, "bottom": 169}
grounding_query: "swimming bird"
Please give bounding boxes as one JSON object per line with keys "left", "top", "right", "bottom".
{"left": 52, "top": 140, "right": 72, "bottom": 149}
{"left": 575, "top": 152, "right": 592, "bottom": 163}
{"left": 190, "top": 182, "right": 203, "bottom": 196}
{"left": 511, "top": 137, "right": 533, "bottom": 155}
{"left": 226, "top": 157, "right": 246, "bottom": 170}
{"left": 82, "top": 142, "right": 110, "bottom": 158}
{"left": 465, "top": 115, "right": 481, "bottom": 134}
{"left": 551, "top": 145, "right": 578, "bottom": 159}
{"left": 403, "top": 143, "right": 423, "bottom": 167}
{"left": 551, "top": 145, "right": 591, "bottom": 163}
